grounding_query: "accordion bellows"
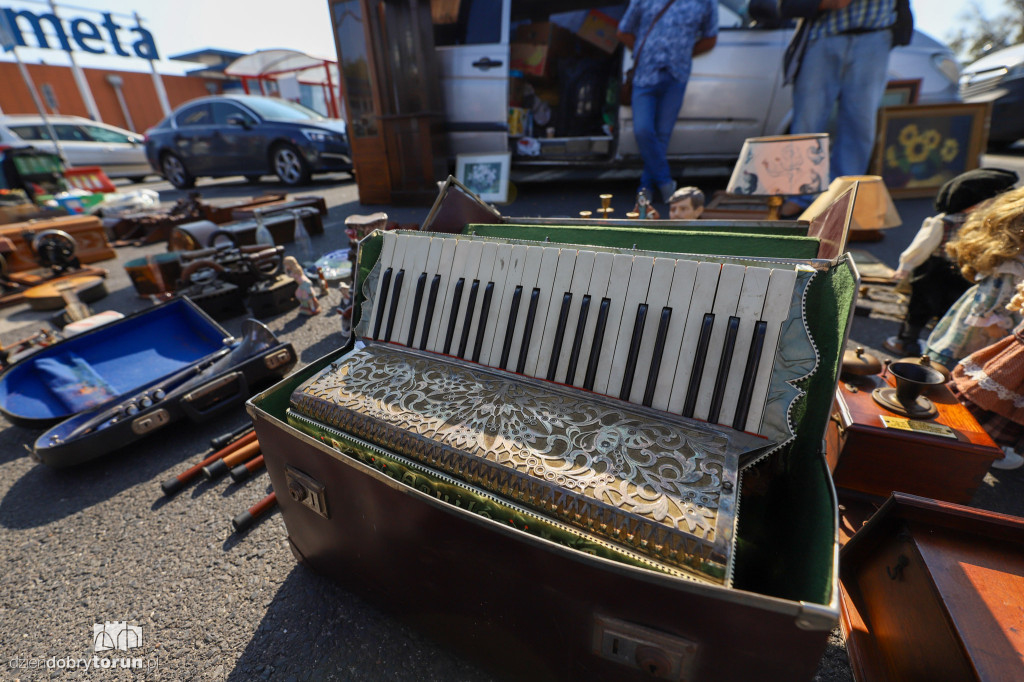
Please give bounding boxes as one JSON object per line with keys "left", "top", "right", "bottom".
{"left": 289, "top": 343, "right": 773, "bottom": 584}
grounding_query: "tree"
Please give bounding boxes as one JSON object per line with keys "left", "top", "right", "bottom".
{"left": 948, "top": 0, "right": 1024, "bottom": 61}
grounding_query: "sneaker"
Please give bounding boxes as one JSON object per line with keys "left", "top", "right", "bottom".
{"left": 992, "top": 447, "right": 1024, "bottom": 470}
{"left": 882, "top": 336, "right": 921, "bottom": 356}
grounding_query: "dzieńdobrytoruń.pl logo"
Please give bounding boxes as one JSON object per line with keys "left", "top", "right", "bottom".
{"left": 7, "top": 621, "right": 158, "bottom": 673}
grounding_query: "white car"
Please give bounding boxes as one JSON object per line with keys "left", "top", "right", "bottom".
{"left": 0, "top": 115, "right": 152, "bottom": 182}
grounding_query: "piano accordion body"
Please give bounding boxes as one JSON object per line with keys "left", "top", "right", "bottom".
{"left": 286, "top": 231, "right": 823, "bottom": 586}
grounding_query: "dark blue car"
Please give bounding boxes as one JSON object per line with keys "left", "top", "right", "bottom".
{"left": 144, "top": 94, "right": 352, "bottom": 188}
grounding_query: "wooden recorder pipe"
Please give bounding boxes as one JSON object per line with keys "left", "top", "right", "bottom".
{"left": 202, "top": 440, "right": 261, "bottom": 480}
{"left": 230, "top": 454, "right": 265, "bottom": 483}
{"left": 209, "top": 422, "right": 255, "bottom": 451}
{"left": 160, "top": 431, "right": 259, "bottom": 496}
{"left": 231, "top": 491, "right": 277, "bottom": 533}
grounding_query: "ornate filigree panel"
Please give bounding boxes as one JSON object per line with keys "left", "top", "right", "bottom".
{"left": 292, "top": 344, "right": 773, "bottom": 583}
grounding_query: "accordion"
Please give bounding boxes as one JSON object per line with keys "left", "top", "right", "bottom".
{"left": 285, "top": 231, "right": 823, "bottom": 585}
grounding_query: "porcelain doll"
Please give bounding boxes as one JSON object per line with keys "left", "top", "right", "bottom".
{"left": 284, "top": 256, "right": 320, "bottom": 315}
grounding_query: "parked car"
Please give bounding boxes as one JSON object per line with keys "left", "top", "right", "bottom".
{"left": 430, "top": 0, "right": 961, "bottom": 170}
{"left": 960, "top": 43, "right": 1024, "bottom": 149}
{"left": 144, "top": 95, "right": 352, "bottom": 189}
{"left": 0, "top": 115, "right": 152, "bottom": 182}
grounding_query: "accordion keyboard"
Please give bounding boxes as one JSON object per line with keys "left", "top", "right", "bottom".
{"left": 366, "top": 232, "right": 801, "bottom": 437}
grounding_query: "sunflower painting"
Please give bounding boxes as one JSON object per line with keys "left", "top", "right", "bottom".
{"left": 873, "top": 103, "right": 991, "bottom": 198}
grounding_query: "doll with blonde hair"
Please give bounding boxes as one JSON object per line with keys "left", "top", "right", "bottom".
{"left": 949, "top": 279, "right": 1024, "bottom": 469}
{"left": 924, "top": 186, "right": 1024, "bottom": 368}
{"left": 283, "top": 256, "right": 320, "bottom": 315}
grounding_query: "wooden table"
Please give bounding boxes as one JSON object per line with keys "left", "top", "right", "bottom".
{"left": 826, "top": 373, "right": 1001, "bottom": 504}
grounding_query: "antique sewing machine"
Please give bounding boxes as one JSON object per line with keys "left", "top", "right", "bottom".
{"left": 247, "top": 182, "right": 860, "bottom": 680}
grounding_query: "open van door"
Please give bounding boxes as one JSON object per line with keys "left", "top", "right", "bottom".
{"left": 433, "top": 0, "right": 511, "bottom": 157}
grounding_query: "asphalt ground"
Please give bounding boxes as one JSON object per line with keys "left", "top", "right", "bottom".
{"left": 1, "top": 156, "right": 1022, "bottom": 681}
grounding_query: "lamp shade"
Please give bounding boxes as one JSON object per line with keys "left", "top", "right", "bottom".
{"left": 726, "top": 134, "right": 829, "bottom": 197}
{"left": 799, "top": 176, "right": 901, "bottom": 231}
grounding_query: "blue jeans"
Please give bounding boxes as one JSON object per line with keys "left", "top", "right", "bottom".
{"left": 632, "top": 73, "right": 687, "bottom": 200}
{"left": 790, "top": 29, "right": 892, "bottom": 205}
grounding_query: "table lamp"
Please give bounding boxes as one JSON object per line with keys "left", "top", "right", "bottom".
{"left": 799, "top": 175, "right": 901, "bottom": 237}
{"left": 725, "top": 133, "right": 830, "bottom": 220}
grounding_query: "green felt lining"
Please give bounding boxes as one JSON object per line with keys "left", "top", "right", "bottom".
{"left": 467, "top": 223, "right": 821, "bottom": 260}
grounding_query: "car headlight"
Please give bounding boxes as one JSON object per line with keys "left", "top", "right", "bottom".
{"left": 301, "top": 128, "right": 342, "bottom": 143}
{"left": 1005, "top": 62, "right": 1024, "bottom": 80}
{"left": 932, "top": 54, "right": 961, "bottom": 84}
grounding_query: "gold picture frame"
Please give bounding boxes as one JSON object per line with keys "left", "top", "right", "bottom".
{"left": 871, "top": 102, "right": 991, "bottom": 199}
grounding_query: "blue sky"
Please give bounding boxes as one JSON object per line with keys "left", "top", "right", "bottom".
{"left": 0, "top": 0, "right": 1011, "bottom": 75}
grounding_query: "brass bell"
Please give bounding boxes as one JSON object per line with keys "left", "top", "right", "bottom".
{"left": 841, "top": 346, "right": 882, "bottom": 379}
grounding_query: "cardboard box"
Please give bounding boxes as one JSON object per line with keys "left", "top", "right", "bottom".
{"left": 577, "top": 9, "right": 619, "bottom": 53}
{"left": 511, "top": 21, "right": 575, "bottom": 79}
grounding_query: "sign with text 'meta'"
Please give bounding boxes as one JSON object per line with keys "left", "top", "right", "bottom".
{"left": 1, "top": 5, "right": 158, "bottom": 59}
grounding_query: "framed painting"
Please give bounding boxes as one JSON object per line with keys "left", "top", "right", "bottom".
{"left": 871, "top": 102, "right": 991, "bottom": 198}
{"left": 455, "top": 152, "right": 512, "bottom": 204}
{"left": 880, "top": 78, "right": 921, "bottom": 107}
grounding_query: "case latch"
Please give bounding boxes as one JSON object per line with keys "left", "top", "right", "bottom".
{"left": 285, "top": 466, "right": 328, "bottom": 519}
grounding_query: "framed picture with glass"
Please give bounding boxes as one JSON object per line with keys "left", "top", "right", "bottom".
{"left": 871, "top": 102, "right": 991, "bottom": 198}
{"left": 455, "top": 152, "right": 512, "bottom": 204}
{"left": 880, "top": 78, "right": 921, "bottom": 107}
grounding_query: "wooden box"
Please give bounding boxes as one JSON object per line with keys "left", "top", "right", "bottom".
{"left": 826, "top": 375, "right": 1001, "bottom": 504}
{"left": 840, "top": 493, "right": 1024, "bottom": 682}
{"left": 0, "top": 215, "right": 115, "bottom": 272}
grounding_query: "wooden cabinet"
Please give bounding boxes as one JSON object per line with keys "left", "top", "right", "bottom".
{"left": 826, "top": 374, "right": 1000, "bottom": 504}
{"left": 329, "top": 0, "right": 446, "bottom": 205}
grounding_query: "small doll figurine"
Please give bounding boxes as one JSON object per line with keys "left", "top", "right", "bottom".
{"left": 667, "top": 186, "right": 705, "bottom": 220}
{"left": 924, "top": 186, "right": 1024, "bottom": 368}
{"left": 885, "top": 168, "right": 1018, "bottom": 356}
{"left": 283, "top": 256, "right": 320, "bottom": 315}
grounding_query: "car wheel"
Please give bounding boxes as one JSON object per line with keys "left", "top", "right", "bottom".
{"left": 244, "top": 174, "right": 262, "bottom": 184}
{"left": 271, "top": 144, "right": 310, "bottom": 186}
{"left": 161, "top": 153, "right": 195, "bottom": 189}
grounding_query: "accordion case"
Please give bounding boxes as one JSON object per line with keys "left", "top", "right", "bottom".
{"left": 250, "top": 218, "right": 859, "bottom": 680}
{"left": 0, "top": 297, "right": 296, "bottom": 467}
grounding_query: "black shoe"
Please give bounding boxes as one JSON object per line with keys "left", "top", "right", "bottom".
{"left": 883, "top": 336, "right": 920, "bottom": 356}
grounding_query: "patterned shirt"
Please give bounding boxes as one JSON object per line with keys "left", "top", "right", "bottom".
{"left": 619, "top": 0, "right": 718, "bottom": 88}
{"left": 807, "top": 0, "right": 896, "bottom": 40}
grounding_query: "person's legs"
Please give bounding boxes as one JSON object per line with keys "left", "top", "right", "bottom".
{"left": 653, "top": 77, "right": 686, "bottom": 201}
{"left": 633, "top": 74, "right": 686, "bottom": 201}
{"left": 833, "top": 30, "right": 892, "bottom": 178}
{"left": 631, "top": 82, "right": 661, "bottom": 193}
{"left": 787, "top": 36, "right": 843, "bottom": 210}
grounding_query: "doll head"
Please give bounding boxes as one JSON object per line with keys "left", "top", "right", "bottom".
{"left": 935, "top": 167, "right": 1017, "bottom": 215}
{"left": 283, "top": 255, "right": 304, "bottom": 280}
{"left": 946, "top": 186, "right": 1024, "bottom": 281}
{"left": 667, "top": 186, "right": 705, "bottom": 220}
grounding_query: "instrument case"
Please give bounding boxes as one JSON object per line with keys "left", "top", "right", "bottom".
{"left": 247, "top": 188, "right": 860, "bottom": 680}
{"left": 0, "top": 297, "right": 296, "bottom": 467}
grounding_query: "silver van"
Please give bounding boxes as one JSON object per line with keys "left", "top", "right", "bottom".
{"left": 435, "top": 1, "right": 961, "bottom": 173}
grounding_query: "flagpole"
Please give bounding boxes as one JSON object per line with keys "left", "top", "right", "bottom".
{"left": 0, "top": 14, "right": 66, "bottom": 164}
{"left": 11, "top": 47, "right": 67, "bottom": 165}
